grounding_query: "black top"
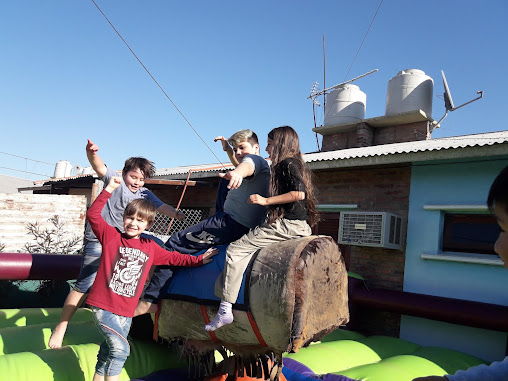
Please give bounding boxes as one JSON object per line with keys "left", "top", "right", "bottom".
{"left": 271, "top": 157, "right": 308, "bottom": 221}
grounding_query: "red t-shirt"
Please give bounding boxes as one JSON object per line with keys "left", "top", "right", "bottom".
{"left": 86, "top": 189, "right": 203, "bottom": 317}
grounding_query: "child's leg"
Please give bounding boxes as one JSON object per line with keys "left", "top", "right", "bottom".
{"left": 218, "top": 222, "right": 288, "bottom": 303}
{"left": 93, "top": 373, "right": 120, "bottom": 381}
{"left": 49, "top": 244, "right": 101, "bottom": 348}
{"left": 92, "top": 308, "right": 132, "bottom": 379}
{"left": 205, "top": 226, "right": 275, "bottom": 331}
{"left": 205, "top": 219, "right": 312, "bottom": 331}
{"left": 49, "top": 289, "right": 87, "bottom": 348}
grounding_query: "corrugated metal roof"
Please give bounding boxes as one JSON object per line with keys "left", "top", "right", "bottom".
{"left": 38, "top": 130, "right": 508, "bottom": 183}
{"left": 156, "top": 130, "right": 508, "bottom": 178}
{"left": 157, "top": 162, "right": 236, "bottom": 176}
{"left": 36, "top": 173, "right": 98, "bottom": 185}
{"left": 305, "top": 130, "right": 508, "bottom": 163}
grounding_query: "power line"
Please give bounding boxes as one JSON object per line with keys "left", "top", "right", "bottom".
{"left": 90, "top": 0, "right": 226, "bottom": 170}
{"left": 343, "top": 0, "right": 384, "bottom": 82}
{"left": 0, "top": 166, "right": 50, "bottom": 177}
{"left": 0, "top": 152, "right": 54, "bottom": 166}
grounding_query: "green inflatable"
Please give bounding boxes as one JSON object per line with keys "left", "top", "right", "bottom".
{"left": 0, "top": 308, "right": 493, "bottom": 381}
{"left": 0, "top": 308, "right": 186, "bottom": 381}
{"left": 283, "top": 329, "right": 489, "bottom": 381}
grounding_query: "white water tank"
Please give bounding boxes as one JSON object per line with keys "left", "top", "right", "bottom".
{"left": 386, "top": 69, "right": 433, "bottom": 117}
{"left": 323, "top": 84, "right": 366, "bottom": 126}
{"left": 53, "top": 160, "right": 72, "bottom": 178}
{"left": 82, "top": 166, "right": 94, "bottom": 175}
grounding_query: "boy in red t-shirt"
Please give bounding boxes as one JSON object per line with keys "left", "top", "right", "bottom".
{"left": 87, "top": 177, "right": 217, "bottom": 381}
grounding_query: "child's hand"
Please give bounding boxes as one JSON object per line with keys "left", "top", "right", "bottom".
{"left": 105, "top": 177, "right": 122, "bottom": 193}
{"left": 86, "top": 139, "right": 99, "bottom": 155}
{"left": 214, "top": 136, "right": 230, "bottom": 152}
{"left": 175, "top": 210, "right": 185, "bottom": 221}
{"left": 201, "top": 247, "right": 219, "bottom": 264}
{"left": 248, "top": 194, "right": 268, "bottom": 206}
{"left": 219, "top": 171, "right": 243, "bottom": 189}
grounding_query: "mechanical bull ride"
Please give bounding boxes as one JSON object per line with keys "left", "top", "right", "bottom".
{"left": 153, "top": 235, "right": 349, "bottom": 380}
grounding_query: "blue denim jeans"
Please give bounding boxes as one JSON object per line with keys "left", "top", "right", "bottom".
{"left": 92, "top": 307, "right": 132, "bottom": 377}
{"left": 74, "top": 240, "right": 102, "bottom": 293}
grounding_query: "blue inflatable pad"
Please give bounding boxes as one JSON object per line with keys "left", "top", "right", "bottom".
{"left": 161, "top": 245, "right": 248, "bottom": 308}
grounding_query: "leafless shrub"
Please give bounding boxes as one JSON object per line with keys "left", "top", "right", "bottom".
{"left": 22, "top": 215, "right": 82, "bottom": 255}
{"left": 19, "top": 215, "right": 83, "bottom": 296}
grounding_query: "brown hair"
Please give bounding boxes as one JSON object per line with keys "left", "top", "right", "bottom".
{"left": 267, "top": 126, "right": 318, "bottom": 226}
{"left": 124, "top": 198, "right": 157, "bottom": 226}
{"left": 122, "top": 157, "right": 156, "bottom": 179}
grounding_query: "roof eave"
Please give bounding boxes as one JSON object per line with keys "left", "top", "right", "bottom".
{"left": 307, "top": 143, "right": 508, "bottom": 170}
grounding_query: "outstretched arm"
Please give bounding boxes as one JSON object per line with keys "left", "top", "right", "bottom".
{"left": 214, "top": 136, "right": 239, "bottom": 167}
{"left": 86, "top": 139, "right": 107, "bottom": 178}
{"left": 218, "top": 161, "right": 255, "bottom": 190}
{"left": 157, "top": 203, "right": 185, "bottom": 221}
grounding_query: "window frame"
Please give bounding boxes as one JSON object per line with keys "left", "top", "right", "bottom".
{"left": 442, "top": 213, "right": 499, "bottom": 255}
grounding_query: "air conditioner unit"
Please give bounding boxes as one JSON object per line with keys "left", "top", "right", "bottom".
{"left": 338, "top": 212, "right": 402, "bottom": 249}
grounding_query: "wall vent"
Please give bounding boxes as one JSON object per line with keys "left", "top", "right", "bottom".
{"left": 338, "top": 212, "right": 402, "bottom": 249}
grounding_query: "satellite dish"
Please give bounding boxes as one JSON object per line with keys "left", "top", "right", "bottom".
{"left": 73, "top": 164, "right": 83, "bottom": 175}
{"left": 442, "top": 70, "right": 455, "bottom": 111}
{"left": 433, "top": 70, "right": 484, "bottom": 129}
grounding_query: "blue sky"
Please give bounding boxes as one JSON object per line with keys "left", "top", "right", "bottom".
{"left": 1, "top": 1, "right": 506, "bottom": 181}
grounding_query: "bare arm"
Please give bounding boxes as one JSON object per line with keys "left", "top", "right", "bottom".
{"left": 86, "top": 139, "right": 107, "bottom": 178}
{"left": 248, "top": 191, "right": 305, "bottom": 206}
{"left": 157, "top": 203, "right": 185, "bottom": 221}
{"left": 214, "top": 136, "right": 240, "bottom": 167}
{"left": 218, "top": 161, "right": 255, "bottom": 189}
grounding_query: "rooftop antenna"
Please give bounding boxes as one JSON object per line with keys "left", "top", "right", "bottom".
{"left": 309, "top": 69, "right": 378, "bottom": 131}
{"left": 433, "top": 70, "right": 484, "bottom": 129}
{"left": 309, "top": 69, "right": 378, "bottom": 101}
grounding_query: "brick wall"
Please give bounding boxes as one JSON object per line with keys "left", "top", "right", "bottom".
{"left": 314, "top": 165, "right": 411, "bottom": 336}
{"left": 373, "top": 121, "right": 429, "bottom": 145}
{"left": 321, "top": 129, "right": 357, "bottom": 151}
{"left": 321, "top": 120, "right": 430, "bottom": 151}
{"left": 314, "top": 166, "right": 410, "bottom": 290}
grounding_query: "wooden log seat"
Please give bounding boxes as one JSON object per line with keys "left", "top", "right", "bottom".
{"left": 156, "top": 235, "right": 349, "bottom": 357}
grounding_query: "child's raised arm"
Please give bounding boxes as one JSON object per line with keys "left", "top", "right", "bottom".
{"left": 214, "top": 136, "right": 239, "bottom": 167}
{"left": 104, "top": 177, "right": 122, "bottom": 193}
{"left": 86, "top": 139, "right": 107, "bottom": 178}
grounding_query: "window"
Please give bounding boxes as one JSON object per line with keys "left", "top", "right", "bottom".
{"left": 442, "top": 213, "right": 499, "bottom": 255}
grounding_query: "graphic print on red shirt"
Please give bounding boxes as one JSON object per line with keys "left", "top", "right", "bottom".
{"left": 109, "top": 246, "right": 149, "bottom": 297}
